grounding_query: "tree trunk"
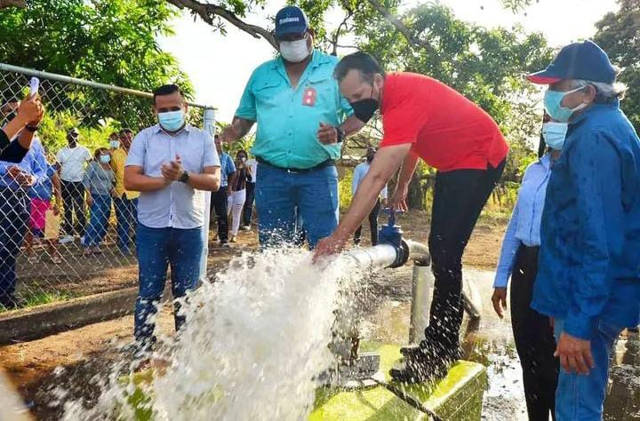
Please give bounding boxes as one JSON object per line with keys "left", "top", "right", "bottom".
{"left": 407, "top": 175, "right": 425, "bottom": 210}
{"left": 0, "top": 0, "right": 25, "bottom": 9}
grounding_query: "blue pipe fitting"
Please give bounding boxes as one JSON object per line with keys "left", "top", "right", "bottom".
{"left": 378, "top": 208, "right": 410, "bottom": 268}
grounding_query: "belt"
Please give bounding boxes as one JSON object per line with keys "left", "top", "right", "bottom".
{"left": 256, "top": 157, "right": 335, "bottom": 174}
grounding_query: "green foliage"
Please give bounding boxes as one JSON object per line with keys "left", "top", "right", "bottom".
{"left": 0, "top": 0, "right": 193, "bottom": 131}
{"left": 594, "top": 0, "right": 640, "bottom": 131}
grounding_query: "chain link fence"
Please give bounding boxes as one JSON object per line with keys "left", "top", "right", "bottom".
{"left": 0, "top": 63, "right": 212, "bottom": 312}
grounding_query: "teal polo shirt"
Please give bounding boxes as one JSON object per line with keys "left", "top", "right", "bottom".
{"left": 235, "top": 50, "right": 353, "bottom": 169}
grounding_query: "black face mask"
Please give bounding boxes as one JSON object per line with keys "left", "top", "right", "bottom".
{"left": 350, "top": 98, "right": 379, "bottom": 124}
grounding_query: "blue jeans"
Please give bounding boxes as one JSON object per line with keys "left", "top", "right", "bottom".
{"left": 255, "top": 163, "right": 339, "bottom": 249}
{"left": 554, "top": 318, "right": 624, "bottom": 420}
{"left": 134, "top": 224, "right": 203, "bottom": 346}
{"left": 0, "top": 189, "right": 28, "bottom": 306}
{"left": 114, "top": 195, "right": 137, "bottom": 253}
{"left": 84, "top": 194, "right": 112, "bottom": 247}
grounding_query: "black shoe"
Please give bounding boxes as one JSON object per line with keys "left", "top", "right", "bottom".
{"left": 389, "top": 355, "right": 450, "bottom": 384}
{"left": 400, "top": 343, "right": 463, "bottom": 362}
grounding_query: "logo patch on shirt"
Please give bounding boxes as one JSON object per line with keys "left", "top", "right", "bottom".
{"left": 302, "top": 87, "right": 317, "bottom": 107}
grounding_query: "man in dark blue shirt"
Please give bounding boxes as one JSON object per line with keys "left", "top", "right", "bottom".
{"left": 528, "top": 40, "right": 640, "bottom": 420}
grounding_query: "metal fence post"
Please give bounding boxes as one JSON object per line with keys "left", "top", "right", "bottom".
{"left": 201, "top": 108, "right": 216, "bottom": 281}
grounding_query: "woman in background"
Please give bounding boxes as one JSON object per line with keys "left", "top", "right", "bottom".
{"left": 227, "top": 150, "right": 251, "bottom": 243}
{"left": 491, "top": 114, "right": 561, "bottom": 421}
{"left": 25, "top": 149, "right": 62, "bottom": 263}
{"left": 82, "top": 148, "right": 115, "bottom": 255}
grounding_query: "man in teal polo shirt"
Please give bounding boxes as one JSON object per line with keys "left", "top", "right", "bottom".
{"left": 221, "top": 5, "right": 364, "bottom": 248}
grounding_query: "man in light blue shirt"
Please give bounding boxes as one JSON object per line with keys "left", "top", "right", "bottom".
{"left": 210, "top": 134, "right": 236, "bottom": 246}
{"left": 352, "top": 147, "right": 387, "bottom": 246}
{"left": 221, "top": 5, "right": 364, "bottom": 248}
{"left": 124, "top": 84, "right": 220, "bottom": 357}
{"left": 0, "top": 137, "right": 47, "bottom": 308}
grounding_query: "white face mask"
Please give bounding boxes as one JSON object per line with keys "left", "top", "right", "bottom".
{"left": 279, "top": 37, "right": 310, "bottom": 63}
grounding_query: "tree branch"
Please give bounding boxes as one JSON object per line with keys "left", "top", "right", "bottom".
{"left": 0, "top": 0, "right": 26, "bottom": 9}
{"left": 165, "top": 0, "right": 277, "bottom": 49}
{"left": 365, "top": 0, "right": 437, "bottom": 57}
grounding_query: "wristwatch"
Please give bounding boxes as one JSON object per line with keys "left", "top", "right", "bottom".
{"left": 179, "top": 171, "right": 190, "bottom": 183}
{"left": 25, "top": 124, "right": 39, "bottom": 132}
{"left": 336, "top": 126, "right": 346, "bottom": 143}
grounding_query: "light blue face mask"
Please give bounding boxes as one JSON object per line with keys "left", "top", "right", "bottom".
{"left": 542, "top": 122, "right": 568, "bottom": 150}
{"left": 158, "top": 109, "right": 185, "bottom": 132}
{"left": 543, "top": 87, "right": 588, "bottom": 123}
{"left": 99, "top": 154, "right": 111, "bottom": 164}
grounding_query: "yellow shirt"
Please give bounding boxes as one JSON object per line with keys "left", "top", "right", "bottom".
{"left": 111, "top": 148, "right": 139, "bottom": 200}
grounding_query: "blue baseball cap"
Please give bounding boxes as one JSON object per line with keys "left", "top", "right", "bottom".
{"left": 528, "top": 40, "right": 617, "bottom": 85}
{"left": 275, "top": 6, "right": 308, "bottom": 38}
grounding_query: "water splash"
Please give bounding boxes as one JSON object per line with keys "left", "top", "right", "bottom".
{"left": 61, "top": 248, "right": 368, "bottom": 420}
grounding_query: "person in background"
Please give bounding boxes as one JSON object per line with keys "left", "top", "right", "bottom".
{"left": 221, "top": 5, "right": 364, "bottom": 249}
{"left": 82, "top": 148, "right": 115, "bottom": 255}
{"left": 0, "top": 127, "right": 47, "bottom": 309}
{"left": 313, "top": 52, "right": 508, "bottom": 384}
{"left": 352, "top": 147, "right": 387, "bottom": 246}
{"left": 527, "top": 40, "right": 640, "bottom": 420}
{"left": 57, "top": 128, "right": 91, "bottom": 244}
{"left": 491, "top": 115, "right": 559, "bottom": 421}
{"left": 211, "top": 134, "right": 235, "bottom": 246}
{"left": 227, "top": 150, "right": 250, "bottom": 243}
{"left": 0, "top": 96, "right": 44, "bottom": 163}
{"left": 124, "top": 84, "right": 220, "bottom": 359}
{"left": 24, "top": 149, "right": 63, "bottom": 264}
{"left": 108, "top": 132, "right": 119, "bottom": 151}
{"left": 241, "top": 154, "right": 258, "bottom": 230}
{"left": 111, "top": 128, "right": 139, "bottom": 255}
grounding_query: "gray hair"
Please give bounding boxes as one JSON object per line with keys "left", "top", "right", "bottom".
{"left": 571, "top": 79, "right": 627, "bottom": 102}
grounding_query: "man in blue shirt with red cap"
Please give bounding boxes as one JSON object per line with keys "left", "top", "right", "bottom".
{"left": 528, "top": 40, "right": 640, "bottom": 420}
{"left": 221, "top": 5, "right": 363, "bottom": 248}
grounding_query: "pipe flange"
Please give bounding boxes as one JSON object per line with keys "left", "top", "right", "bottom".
{"left": 387, "top": 240, "right": 410, "bottom": 269}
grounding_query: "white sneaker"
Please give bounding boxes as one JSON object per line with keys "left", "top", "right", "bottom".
{"left": 59, "top": 235, "right": 74, "bottom": 244}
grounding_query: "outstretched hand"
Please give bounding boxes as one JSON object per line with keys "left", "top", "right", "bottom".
{"left": 312, "top": 233, "right": 348, "bottom": 264}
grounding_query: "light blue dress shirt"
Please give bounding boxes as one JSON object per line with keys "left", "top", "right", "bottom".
{"left": 235, "top": 50, "right": 353, "bottom": 169}
{"left": 126, "top": 125, "right": 220, "bottom": 229}
{"left": 0, "top": 138, "right": 48, "bottom": 191}
{"left": 493, "top": 154, "right": 552, "bottom": 288}
{"left": 352, "top": 161, "right": 388, "bottom": 199}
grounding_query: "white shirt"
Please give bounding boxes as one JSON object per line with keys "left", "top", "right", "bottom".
{"left": 56, "top": 145, "right": 91, "bottom": 182}
{"left": 246, "top": 158, "right": 258, "bottom": 183}
{"left": 352, "top": 161, "right": 388, "bottom": 199}
{"left": 126, "top": 125, "right": 220, "bottom": 229}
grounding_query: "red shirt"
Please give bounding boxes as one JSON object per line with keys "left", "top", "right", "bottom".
{"left": 380, "top": 73, "right": 508, "bottom": 172}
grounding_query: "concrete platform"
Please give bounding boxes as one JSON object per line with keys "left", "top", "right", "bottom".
{"left": 310, "top": 344, "right": 487, "bottom": 421}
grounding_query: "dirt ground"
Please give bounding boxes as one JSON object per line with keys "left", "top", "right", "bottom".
{"left": 0, "top": 212, "right": 507, "bottom": 420}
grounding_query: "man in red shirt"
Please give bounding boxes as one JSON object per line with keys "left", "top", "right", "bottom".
{"left": 314, "top": 52, "right": 508, "bottom": 383}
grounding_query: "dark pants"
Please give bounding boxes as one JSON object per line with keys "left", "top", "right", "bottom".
{"left": 61, "top": 180, "right": 86, "bottom": 236}
{"left": 0, "top": 189, "right": 28, "bottom": 307}
{"left": 511, "top": 245, "right": 558, "bottom": 421}
{"left": 134, "top": 224, "right": 203, "bottom": 346}
{"left": 354, "top": 199, "right": 381, "bottom": 246}
{"left": 114, "top": 195, "right": 138, "bottom": 254}
{"left": 211, "top": 185, "right": 228, "bottom": 243}
{"left": 421, "top": 160, "right": 505, "bottom": 360}
{"left": 242, "top": 181, "right": 255, "bottom": 227}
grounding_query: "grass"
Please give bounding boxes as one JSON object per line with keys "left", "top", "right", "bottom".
{"left": 0, "top": 290, "right": 77, "bottom": 313}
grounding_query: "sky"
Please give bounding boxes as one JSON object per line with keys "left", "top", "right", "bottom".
{"left": 158, "top": 0, "right": 619, "bottom": 123}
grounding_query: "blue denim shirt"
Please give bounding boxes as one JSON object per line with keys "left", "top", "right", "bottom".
{"left": 494, "top": 154, "right": 552, "bottom": 288}
{"left": 235, "top": 50, "right": 353, "bottom": 169}
{"left": 219, "top": 152, "right": 236, "bottom": 188}
{"left": 0, "top": 137, "right": 47, "bottom": 191}
{"left": 29, "top": 164, "right": 56, "bottom": 200}
{"left": 533, "top": 100, "right": 640, "bottom": 339}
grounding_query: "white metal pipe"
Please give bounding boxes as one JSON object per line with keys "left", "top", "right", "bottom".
{"left": 344, "top": 244, "right": 400, "bottom": 270}
{"left": 409, "top": 265, "right": 434, "bottom": 344}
